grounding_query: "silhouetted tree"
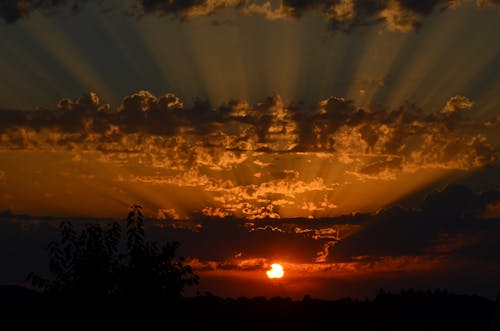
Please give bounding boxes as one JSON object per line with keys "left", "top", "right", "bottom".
{"left": 28, "top": 205, "right": 198, "bottom": 298}
{"left": 118, "top": 204, "right": 199, "bottom": 297}
{"left": 127, "top": 204, "right": 145, "bottom": 262}
{"left": 28, "top": 221, "right": 121, "bottom": 296}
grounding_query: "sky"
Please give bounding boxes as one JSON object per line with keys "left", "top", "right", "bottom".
{"left": 0, "top": 0, "right": 499, "bottom": 299}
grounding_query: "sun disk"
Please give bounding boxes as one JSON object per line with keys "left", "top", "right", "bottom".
{"left": 266, "top": 263, "right": 284, "bottom": 279}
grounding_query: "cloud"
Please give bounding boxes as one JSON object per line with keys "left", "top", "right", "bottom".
{"left": 474, "top": 0, "right": 500, "bottom": 8}
{"left": 177, "top": 187, "right": 500, "bottom": 274}
{"left": 0, "top": 0, "right": 94, "bottom": 24}
{"left": 301, "top": 195, "right": 338, "bottom": 217}
{"left": 296, "top": 95, "right": 498, "bottom": 175}
{"left": 0, "top": 91, "right": 497, "bottom": 220}
{"left": 0, "top": 91, "right": 498, "bottom": 176}
{"left": 441, "top": 95, "right": 473, "bottom": 114}
{"left": 153, "top": 216, "right": 329, "bottom": 263}
{"left": 134, "top": 0, "right": 500, "bottom": 32}
{"left": 202, "top": 207, "right": 233, "bottom": 218}
{"left": 330, "top": 184, "right": 500, "bottom": 263}
{"left": 1, "top": 184, "right": 498, "bottom": 283}
{"left": 135, "top": 0, "right": 243, "bottom": 20}
{"left": 1, "top": 0, "right": 499, "bottom": 32}
{"left": 156, "top": 208, "right": 181, "bottom": 220}
{"left": 0, "top": 0, "right": 32, "bottom": 24}
{"left": 121, "top": 168, "right": 337, "bottom": 218}
{"left": 157, "top": 215, "right": 356, "bottom": 265}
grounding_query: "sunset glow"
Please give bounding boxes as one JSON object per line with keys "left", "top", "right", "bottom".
{"left": 0, "top": 0, "right": 499, "bottom": 303}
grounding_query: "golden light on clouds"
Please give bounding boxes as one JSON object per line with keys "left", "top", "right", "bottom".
{"left": 0, "top": 88, "right": 497, "bottom": 218}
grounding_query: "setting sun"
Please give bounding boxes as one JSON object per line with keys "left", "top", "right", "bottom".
{"left": 266, "top": 264, "right": 285, "bottom": 279}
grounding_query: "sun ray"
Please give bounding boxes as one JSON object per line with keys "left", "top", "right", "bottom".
{"left": 374, "top": 8, "right": 466, "bottom": 109}
{"left": 0, "top": 34, "right": 65, "bottom": 99}
{"left": 183, "top": 15, "right": 249, "bottom": 104}
{"left": 22, "top": 12, "right": 115, "bottom": 103}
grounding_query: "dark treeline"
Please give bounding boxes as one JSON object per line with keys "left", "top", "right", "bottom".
{"left": 1, "top": 285, "right": 499, "bottom": 330}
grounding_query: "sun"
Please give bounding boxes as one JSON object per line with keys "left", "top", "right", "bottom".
{"left": 266, "top": 263, "right": 284, "bottom": 279}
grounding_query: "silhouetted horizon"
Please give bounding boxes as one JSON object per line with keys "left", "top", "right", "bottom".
{"left": 1, "top": 284, "right": 499, "bottom": 330}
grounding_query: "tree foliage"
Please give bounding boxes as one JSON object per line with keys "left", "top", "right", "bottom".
{"left": 28, "top": 205, "right": 199, "bottom": 298}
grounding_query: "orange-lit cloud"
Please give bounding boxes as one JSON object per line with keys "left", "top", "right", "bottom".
{"left": 1, "top": 91, "right": 498, "bottom": 217}
{"left": 1, "top": 92, "right": 497, "bottom": 170}
{"left": 156, "top": 207, "right": 181, "bottom": 220}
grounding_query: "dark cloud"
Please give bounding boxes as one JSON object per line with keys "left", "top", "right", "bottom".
{"left": 291, "top": 0, "right": 500, "bottom": 31}
{"left": 331, "top": 184, "right": 500, "bottom": 263}
{"left": 1, "top": 0, "right": 499, "bottom": 32}
{"left": 0, "top": 0, "right": 32, "bottom": 23}
{"left": 135, "top": 0, "right": 244, "bottom": 20}
{"left": 161, "top": 217, "right": 327, "bottom": 263}
{"left": 134, "top": 0, "right": 499, "bottom": 32}
{"left": 0, "top": 0, "right": 93, "bottom": 24}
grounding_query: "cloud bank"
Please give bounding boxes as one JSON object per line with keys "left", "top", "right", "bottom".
{"left": 1, "top": 90, "right": 498, "bottom": 218}
{"left": 1, "top": 0, "right": 499, "bottom": 32}
{"left": 1, "top": 91, "right": 497, "bottom": 174}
